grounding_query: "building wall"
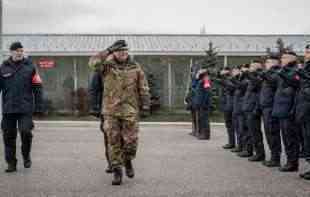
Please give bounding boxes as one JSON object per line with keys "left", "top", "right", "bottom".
{"left": 30, "top": 55, "right": 256, "bottom": 113}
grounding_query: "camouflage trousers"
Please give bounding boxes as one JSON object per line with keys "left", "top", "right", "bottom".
{"left": 104, "top": 115, "right": 139, "bottom": 168}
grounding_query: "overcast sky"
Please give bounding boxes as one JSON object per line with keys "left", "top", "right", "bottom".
{"left": 3, "top": 0, "right": 310, "bottom": 34}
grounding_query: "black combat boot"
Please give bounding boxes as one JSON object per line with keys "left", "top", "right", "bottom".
{"left": 300, "top": 171, "right": 310, "bottom": 180}
{"left": 248, "top": 154, "right": 265, "bottom": 162}
{"left": 237, "top": 150, "right": 253, "bottom": 158}
{"left": 279, "top": 162, "right": 299, "bottom": 172}
{"left": 231, "top": 146, "right": 242, "bottom": 153}
{"left": 112, "top": 167, "right": 123, "bottom": 185}
{"left": 222, "top": 144, "right": 235, "bottom": 150}
{"left": 125, "top": 160, "right": 135, "bottom": 178}
{"left": 262, "top": 159, "right": 280, "bottom": 167}
{"left": 105, "top": 165, "right": 113, "bottom": 174}
{"left": 5, "top": 162, "right": 17, "bottom": 173}
{"left": 23, "top": 157, "right": 32, "bottom": 168}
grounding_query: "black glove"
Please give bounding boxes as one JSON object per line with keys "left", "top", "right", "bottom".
{"left": 107, "top": 40, "right": 127, "bottom": 54}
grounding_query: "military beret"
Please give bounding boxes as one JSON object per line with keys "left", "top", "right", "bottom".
{"left": 10, "top": 42, "right": 23, "bottom": 51}
{"left": 107, "top": 40, "right": 128, "bottom": 53}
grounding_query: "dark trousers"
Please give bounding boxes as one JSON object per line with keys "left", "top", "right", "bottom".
{"left": 224, "top": 111, "right": 235, "bottom": 146}
{"left": 262, "top": 108, "right": 281, "bottom": 160}
{"left": 1, "top": 113, "right": 34, "bottom": 165}
{"left": 196, "top": 108, "right": 210, "bottom": 139}
{"left": 245, "top": 112, "right": 264, "bottom": 156}
{"left": 279, "top": 117, "right": 299, "bottom": 163}
{"left": 234, "top": 114, "right": 250, "bottom": 150}
{"left": 191, "top": 110, "right": 198, "bottom": 136}
{"left": 100, "top": 116, "right": 111, "bottom": 168}
{"left": 301, "top": 120, "right": 310, "bottom": 163}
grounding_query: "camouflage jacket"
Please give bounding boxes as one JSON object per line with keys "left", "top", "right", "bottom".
{"left": 90, "top": 55, "right": 150, "bottom": 117}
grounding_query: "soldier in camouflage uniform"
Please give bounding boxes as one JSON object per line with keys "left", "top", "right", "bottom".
{"left": 89, "top": 40, "right": 150, "bottom": 185}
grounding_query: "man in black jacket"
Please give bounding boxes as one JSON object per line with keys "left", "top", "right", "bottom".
{"left": 218, "top": 68, "right": 235, "bottom": 149}
{"left": 272, "top": 50, "right": 300, "bottom": 172}
{"left": 260, "top": 54, "right": 282, "bottom": 167}
{"left": 0, "top": 42, "right": 44, "bottom": 173}
{"left": 230, "top": 65, "right": 251, "bottom": 156}
{"left": 242, "top": 60, "right": 265, "bottom": 161}
{"left": 297, "top": 44, "right": 310, "bottom": 179}
{"left": 88, "top": 70, "right": 113, "bottom": 174}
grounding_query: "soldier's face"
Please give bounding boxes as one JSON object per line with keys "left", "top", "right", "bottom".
{"left": 265, "top": 59, "right": 279, "bottom": 70}
{"left": 232, "top": 68, "right": 240, "bottom": 76}
{"left": 281, "top": 54, "right": 297, "bottom": 66}
{"left": 305, "top": 49, "right": 310, "bottom": 61}
{"left": 11, "top": 48, "right": 24, "bottom": 61}
{"left": 113, "top": 50, "right": 129, "bottom": 63}
{"left": 250, "top": 63, "right": 262, "bottom": 72}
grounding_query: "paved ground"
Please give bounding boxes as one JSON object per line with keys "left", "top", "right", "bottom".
{"left": 0, "top": 122, "right": 309, "bottom": 197}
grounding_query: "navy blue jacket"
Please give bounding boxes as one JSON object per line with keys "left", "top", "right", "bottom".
{"left": 0, "top": 58, "right": 44, "bottom": 114}
{"left": 232, "top": 75, "right": 248, "bottom": 116}
{"left": 259, "top": 66, "right": 281, "bottom": 109}
{"left": 192, "top": 80, "right": 211, "bottom": 110}
{"left": 242, "top": 71, "right": 262, "bottom": 113}
{"left": 272, "top": 63, "right": 299, "bottom": 119}
{"left": 88, "top": 70, "right": 103, "bottom": 114}
{"left": 218, "top": 77, "right": 234, "bottom": 112}
{"left": 295, "top": 61, "right": 310, "bottom": 123}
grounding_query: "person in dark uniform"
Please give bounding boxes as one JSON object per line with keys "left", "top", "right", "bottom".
{"left": 88, "top": 70, "right": 112, "bottom": 174}
{"left": 232, "top": 64, "right": 253, "bottom": 158}
{"left": 272, "top": 50, "right": 300, "bottom": 172}
{"left": 242, "top": 60, "right": 265, "bottom": 161}
{"left": 0, "top": 42, "right": 44, "bottom": 173}
{"left": 218, "top": 68, "right": 235, "bottom": 149}
{"left": 185, "top": 64, "right": 200, "bottom": 137}
{"left": 296, "top": 44, "right": 310, "bottom": 180}
{"left": 192, "top": 69, "right": 212, "bottom": 140}
{"left": 230, "top": 65, "right": 251, "bottom": 156}
{"left": 260, "top": 54, "right": 282, "bottom": 167}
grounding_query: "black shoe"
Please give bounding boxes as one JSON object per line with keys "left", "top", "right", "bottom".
{"left": 222, "top": 144, "right": 235, "bottom": 149}
{"left": 5, "top": 164, "right": 17, "bottom": 173}
{"left": 248, "top": 154, "right": 265, "bottom": 162}
{"left": 125, "top": 160, "right": 135, "bottom": 178}
{"left": 237, "top": 151, "right": 253, "bottom": 158}
{"left": 24, "top": 158, "right": 32, "bottom": 168}
{"left": 300, "top": 171, "right": 310, "bottom": 180}
{"left": 112, "top": 167, "right": 123, "bottom": 186}
{"left": 299, "top": 171, "right": 310, "bottom": 179}
{"left": 262, "top": 159, "right": 280, "bottom": 167}
{"left": 279, "top": 162, "right": 299, "bottom": 172}
{"left": 105, "top": 165, "right": 113, "bottom": 174}
{"left": 299, "top": 152, "right": 306, "bottom": 158}
{"left": 231, "top": 146, "right": 242, "bottom": 153}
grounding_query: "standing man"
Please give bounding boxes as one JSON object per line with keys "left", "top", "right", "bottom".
{"left": 89, "top": 40, "right": 150, "bottom": 185}
{"left": 260, "top": 54, "right": 282, "bottom": 167}
{"left": 0, "top": 42, "right": 44, "bottom": 173}
{"left": 192, "top": 69, "right": 212, "bottom": 140}
{"left": 230, "top": 65, "right": 245, "bottom": 153}
{"left": 272, "top": 50, "right": 300, "bottom": 172}
{"left": 242, "top": 61, "right": 265, "bottom": 161}
{"left": 218, "top": 68, "right": 235, "bottom": 149}
{"left": 296, "top": 44, "right": 310, "bottom": 179}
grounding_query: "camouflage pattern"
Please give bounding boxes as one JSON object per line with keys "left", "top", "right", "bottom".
{"left": 104, "top": 115, "right": 139, "bottom": 167}
{"left": 89, "top": 54, "right": 150, "bottom": 168}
